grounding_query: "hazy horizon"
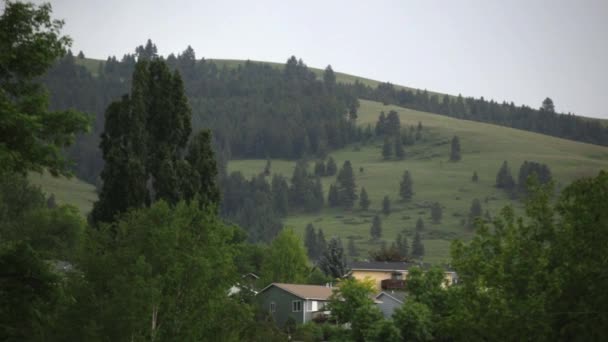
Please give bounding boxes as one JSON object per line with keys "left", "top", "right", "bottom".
{"left": 30, "top": 0, "right": 608, "bottom": 118}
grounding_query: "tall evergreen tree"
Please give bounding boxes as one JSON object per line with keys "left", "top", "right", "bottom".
{"left": 430, "top": 202, "right": 442, "bottom": 223}
{"left": 382, "top": 137, "right": 393, "bottom": 160}
{"left": 416, "top": 217, "right": 425, "bottom": 231}
{"left": 359, "top": 187, "right": 371, "bottom": 211}
{"left": 328, "top": 184, "right": 339, "bottom": 207}
{"left": 399, "top": 170, "right": 414, "bottom": 201}
{"left": 396, "top": 233, "right": 409, "bottom": 258}
{"left": 271, "top": 174, "right": 289, "bottom": 216}
{"left": 316, "top": 229, "right": 327, "bottom": 257}
{"left": 382, "top": 195, "right": 391, "bottom": 215}
{"left": 264, "top": 158, "right": 271, "bottom": 176}
{"left": 304, "top": 223, "right": 318, "bottom": 260}
{"left": 472, "top": 171, "right": 479, "bottom": 182}
{"left": 326, "top": 156, "right": 338, "bottom": 176}
{"left": 468, "top": 198, "right": 483, "bottom": 228}
{"left": 375, "top": 111, "right": 387, "bottom": 136}
{"left": 312, "top": 177, "right": 324, "bottom": 211}
{"left": 318, "top": 237, "right": 349, "bottom": 279}
{"left": 496, "top": 161, "right": 515, "bottom": 191}
{"left": 347, "top": 237, "right": 359, "bottom": 258}
{"left": 411, "top": 231, "right": 424, "bottom": 258}
{"left": 314, "top": 160, "right": 326, "bottom": 177}
{"left": 370, "top": 215, "right": 382, "bottom": 240}
{"left": 450, "top": 135, "right": 462, "bottom": 161}
{"left": 385, "top": 110, "right": 401, "bottom": 136}
{"left": 323, "top": 65, "right": 336, "bottom": 92}
{"left": 336, "top": 160, "right": 357, "bottom": 209}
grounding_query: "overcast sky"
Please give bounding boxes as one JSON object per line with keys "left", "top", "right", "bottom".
{"left": 33, "top": 0, "right": 608, "bottom": 118}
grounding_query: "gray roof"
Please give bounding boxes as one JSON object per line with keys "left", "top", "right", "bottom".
{"left": 376, "top": 291, "right": 407, "bottom": 304}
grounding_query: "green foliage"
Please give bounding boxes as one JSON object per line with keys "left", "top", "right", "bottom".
{"left": 396, "top": 232, "right": 409, "bottom": 257}
{"left": 318, "top": 237, "right": 349, "bottom": 278}
{"left": 359, "top": 187, "right": 370, "bottom": 210}
{"left": 399, "top": 170, "right": 413, "bottom": 201}
{"left": 430, "top": 202, "right": 442, "bottom": 224}
{"left": 495, "top": 160, "right": 515, "bottom": 190}
{"left": 326, "top": 156, "right": 337, "bottom": 176}
{"left": 517, "top": 160, "right": 552, "bottom": 194}
{"left": 347, "top": 237, "right": 359, "bottom": 258}
{"left": 382, "top": 195, "right": 391, "bottom": 215}
{"left": 77, "top": 200, "right": 250, "bottom": 340}
{"left": 472, "top": 170, "right": 479, "bottom": 182}
{"left": 382, "top": 137, "right": 393, "bottom": 159}
{"left": 393, "top": 301, "right": 433, "bottom": 341}
{"left": 416, "top": 217, "right": 425, "bottom": 231}
{"left": 412, "top": 231, "right": 425, "bottom": 258}
{"left": 336, "top": 160, "right": 357, "bottom": 209}
{"left": 450, "top": 135, "right": 461, "bottom": 161}
{"left": 260, "top": 229, "right": 309, "bottom": 286}
{"left": 327, "top": 277, "right": 376, "bottom": 325}
{"left": 394, "top": 136, "right": 405, "bottom": 159}
{"left": 467, "top": 198, "right": 482, "bottom": 228}
{"left": 0, "top": 1, "right": 89, "bottom": 176}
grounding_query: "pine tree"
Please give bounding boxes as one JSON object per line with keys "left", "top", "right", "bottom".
{"left": 385, "top": 110, "right": 401, "bottom": 136}
{"left": 336, "top": 160, "right": 357, "bottom": 209}
{"left": 328, "top": 184, "right": 339, "bottom": 207}
{"left": 271, "top": 174, "right": 289, "bottom": 216}
{"left": 316, "top": 229, "right": 327, "bottom": 257}
{"left": 326, "top": 156, "right": 337, "bottom": 176}
{"left": 399, "top": 170, "right": 413, "bottom": 201}
{"left": 359, "top": 187, "right": 370, "bottom": 211}
{"left": 323, "top": 65, "right": 336, "bottom": 93}
{"left": 496, "top": 161, "right": 515, "bottom": 190}
{"left": 318, "top": 237, "right": 349, "bottom": 278}
{"left": 431, "top": 202, "right": 442, "bottom": 223}
{"left": 472, "top": 171, "right": 479, "bottom": 182}
{"left": 411, "top": 231, "right": 424, "bottom": 258}
{"left": 416, "top": 217, "right": 425, "bottom": 231}
{"left": 395, "top": 137, "right": 405, "bottom": 160}
{"left": 382, "top": 137, "right": 393, "bottom": 160}
{"left": 370, "top": 215, "right": 382, "bottom": 240}
{"left": 304, "top": 223, "right": 318, "bottom": 260}
{"left": 46, "top": 194, "right": 57, "bottom": 209}
{"left": 396, "top": 233, "right": 409, "bottom": 258}
{"left": 382, "top": 195, "right": 391, "bottom": 215}
{"left": 184, "top": 130, "right": 220, "bottom": 208}
{"left": 450, "top": 135, "right": 461, "bottom": 161}
{"left": 314, "top": 160, "right": 326, "bottom": 177}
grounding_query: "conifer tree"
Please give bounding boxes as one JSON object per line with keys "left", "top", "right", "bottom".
{"left": 399, "top": 170, "right": 413, "bottom": 201}
{"left": 450, "top": 135, "right": 462, "bottom": 161}
{"left": 359, "top": 187, "right": 370, "bottom": 211}
{"left": 304, "top": 223, "right": 318, "bottom": 260}
{"left": 411, "top": 231, "right": 424, "bottom": 258}
{"left": 347, "top": 237, "right": 359, "bottom": 258}
{"left": 326, "top": 156, "right": 337, "bottom": 176}
{"left": 318, "top": 237, "right": 349, "bottom": 278}
{"left": 468, "top": 198, "right": 483, "bottom": 228}
{"left": 496, "top": 161, "right": 515, "bottom": 190}
{"left": 323, "top": 65, "right": 336, "bottom": 93}
{"left": 431, "top": 202, "right": 442, "bottom": 223}
{"left": 382, "top": 137, "right": 393, "bottom": 160}
{"left": 336, "top": 160, "right": 357, "bottom": 209}
{"left": 328, "top": 184, "right": 339, "bottom": 207}
{"left": 264, "top": 158, "right": 271, "bottom": 176}
{"left": 382, "top": 195, "right": 391, "bottom": 215}
{"left": 416, "top": 217, "right": 425, "bottom": 231}
{"left": 472, "top": 171, "right": 479, "bottom": 182}
{"left": 316, "top": 229, "right": 327, "bottom": 257}
{"left": 385, "top": 110, "right": 401, "bottom": 136}
{"left": 271, "top": 174, "right": 289, "bottom": 216}
{"left": 314, "top": 160, "right": 326, "bottom": 177}
{"left": 312, "top": 177, "right": 324, "bottom": 211}
{"left": 396, "top": 233, "right": 409, "bottom": 258}
{"left": 370, "top": 215, "right": 382, "bottom": 240}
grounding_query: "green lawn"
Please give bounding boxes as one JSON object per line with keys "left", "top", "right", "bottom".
{"left": 229, "top": 100, "right": 608, "bottom": 264}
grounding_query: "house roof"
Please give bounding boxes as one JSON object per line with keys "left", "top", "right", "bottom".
{"left": 259, "top": 283, "right": 334, "bottom": 301}
{"left": 350, "top": 261, "right": 431, "bottom": 272}
{"left": 376, "top": 291, "right": 407, "bottom": 304}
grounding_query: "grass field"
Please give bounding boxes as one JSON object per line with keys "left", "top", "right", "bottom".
{"left": 229, "top": 100, "right": 608, "bottom": 264}
{"left": 29, "top": 172, "right": 97, "bottom": 216}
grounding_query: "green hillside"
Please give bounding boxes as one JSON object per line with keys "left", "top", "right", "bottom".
{"left": 229, "top": 99, "right": 608, "bottom": 263}
{"left": 29, "top": 171, "right": 97, "bottom": 216}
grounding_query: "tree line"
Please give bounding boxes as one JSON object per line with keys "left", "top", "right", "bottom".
{"left": 345, "top": 80, "right": 608, "bottom": 147}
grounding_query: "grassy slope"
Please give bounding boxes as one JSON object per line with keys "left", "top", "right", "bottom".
{"left": 229, "top": 100, "right": 608, "bottom": 263}
{"left": 29, "top": 172, "right": 97, "bottom": 216}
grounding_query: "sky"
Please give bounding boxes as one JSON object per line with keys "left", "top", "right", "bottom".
{"left": 29, "top": 0, "right": 608, "bottom": 118}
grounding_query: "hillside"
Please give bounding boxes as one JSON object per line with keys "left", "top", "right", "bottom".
{"left": 228, "top": 99, "right": 608, "bottom": 263}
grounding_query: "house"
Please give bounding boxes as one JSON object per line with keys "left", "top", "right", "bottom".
{"left": 349, "top": 261, "right": 457, "bottom": 291}
{"left": 375, "top": 291, "right": 407, "bottom": 318}
{"left": 228, "top": 273, "right": 260, "bottom": 296}
{"left": 257, "top": 283, "right": 333, "bottom": 327}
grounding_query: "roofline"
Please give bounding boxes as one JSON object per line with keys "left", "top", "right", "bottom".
{"left": 351, "top": 267, "right": 456, "bottom": 273}
{"left": 375, "top": 291, "right": 405, "bottom": 304}
{"left": 257, "top": 283, "right": 333, "bottom": 301}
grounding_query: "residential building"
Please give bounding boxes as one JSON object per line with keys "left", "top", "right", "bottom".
{"left": 257, "top": 283, "right": 333, "bottom": 327}
{"left": 349, "top": 261, "right": 457, "bottom": 291}
{"left": 375, "top": 291, "right": 407, "bottom": 318}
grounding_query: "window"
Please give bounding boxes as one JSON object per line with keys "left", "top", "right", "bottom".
{"left": 269, "top": 302, "right": 276, "bottom": 313}
{"left": 292, "top": 300, "right": 302, "bottom": 312}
